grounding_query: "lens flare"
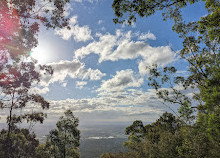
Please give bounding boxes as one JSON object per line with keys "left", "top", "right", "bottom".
{"left": 0, "top": 0, "right": 21, "bottom": 61}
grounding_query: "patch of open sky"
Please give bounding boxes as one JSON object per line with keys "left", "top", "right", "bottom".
{"left": 71, "top": 0, "right": 116, "bottom": 30}
{"left": 181, "top": 1, "right": 207, "bottom": 22}
{"left": 79, "top": 53, "right": 100, "bottom": 69}
{"left": 100, "top": 59, "right": 140, "bottom": 75}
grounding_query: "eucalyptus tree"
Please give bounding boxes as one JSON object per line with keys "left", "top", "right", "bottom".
{"left": 0, "top": 128, "right": 40, "bottom": 158}
{"left": 109, "top": 0, "right": 220, "bottom": 157}
{"left": 0, "top": 0, "right": 70, "bottom": 63}
{"left": 43, "top": 109, "right": 80, "bottom": 158}
{"left": 0, "top": 0, "right": 70, "bottom": 130}
{"left": 112, "top": 0, "right": 220, "bottom": 128}
{"left": 0, "top": 59, "right": 53, "bottom": 157}
{"left": 0, "top": 0, "right": 72, "bottom": 157}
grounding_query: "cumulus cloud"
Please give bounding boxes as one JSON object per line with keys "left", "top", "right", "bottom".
{"left": 63, "top": 3, "right": 73, "bottom": 17}
{"left": 138, "top": 31, "right": 156, "bottom": 40}
{"left": 55, "top": 15, "right": 92, "bottom": 42}
{"left": 97, "top": 69, "right": 143, "bottom": 92}
{"left": 48, "top": 88, "right": 161, "bottom": 113}
{"left": 138, "top": 45, "right": 176, "bottom": 75}
{"left": 75, "top": 30, "right": 176, "bottom": 75}
{"left": 40, "top": 59, "right": 106, "bottom": 87}
{"left": 30, "top": 87, "right": 50, "bottom": 95}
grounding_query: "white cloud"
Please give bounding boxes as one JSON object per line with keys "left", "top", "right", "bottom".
{"left": 98, "top": 69, "right": 143, "bottom": 93}
{"left": 79, "top": 68, "right": 106, "bottom": 80}
{"left": 30, "top": 87, "right": 50, "bottom": 94}
{"left": 63, "top": 3, "right": 73, "bottom": 17}
{"left": 55, "top": 15, "right": 92, "bottom": 42}
{"left": 76, "top": 81, "right": 87, "bottom": 89}
{"left": 122, "top": 21, "right": 136, "bottom": 28}
{"left": 138, "top": 31, "right": 156, "bottom": 40}
{"left": 75, "top": 30, "right": 176, "bottom": 75}
{"left": 75, "top": 30, "right": 132, "bottom": 62}
{"left": 40, "top": 59, "right": 105, "bottom": 87}
{"left": 69, "top": 16, "right": 78, "bottom": 25}
{"left": 45, "top": 88, "right": 169, "bottom": 123}
{"left": 0, "top": 85, "right": 191, "bottom": 124}
{"left": 138, "top": 45, "right": 176, "bottom": 75}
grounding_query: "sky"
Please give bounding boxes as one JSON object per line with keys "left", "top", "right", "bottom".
{"left": 1, "top": 0, "right": 207, "bottom": 125}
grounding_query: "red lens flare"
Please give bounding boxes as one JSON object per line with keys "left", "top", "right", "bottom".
{"left": 0, "top": 0, "right": 20, "bottom": 64}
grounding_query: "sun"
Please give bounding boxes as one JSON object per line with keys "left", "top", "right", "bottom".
{"left": 30, "top": 44, "right": 51, "bottom": 64}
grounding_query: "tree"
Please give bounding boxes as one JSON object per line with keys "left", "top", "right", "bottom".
{"left": 112, "top": 0, "right": 220, "bottom": 129}
{"left": 123, "top": 113, "right": 182, "bottom": 158}
{"left": 0, "top": 0, "right": 71, "bottom": 65}
{"left": 42, "top": 109, "right": 80, "bottom": 158}
{"left": 0, "top": 60, "right": 51, "bottom": 130}
{"left": 0, "top": 59, "right": 53, "bottom": 157}
{"left": 0, "top": 0, "right": 71, "bottom": 133}
{"left": 113, "top": 0, "right": 220, "bottom": 121}
{"left": 109, "top": 0, "right": 220, "bottom": 157}
{"left": 0, "top": 1, "right": 72, "bottom": 156}
{"left": 101, "top": 151, "right": 138, "bottom": 158}
{"left": 0, "top": 128, "right": 40, "bottom": 158}
{"left": 101, "top": 113, "right": 184, "bottom": 158}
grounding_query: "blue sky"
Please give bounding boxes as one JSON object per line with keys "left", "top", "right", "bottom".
{"left": 26, "top": 0, "right": 207, "bottom": 125}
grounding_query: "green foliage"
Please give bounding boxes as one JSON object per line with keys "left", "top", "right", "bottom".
{"left": 0, "top": 61, "right": 52, "bottom": 138}
{"left": 112, "top": 0, "right": 203, "bottom": 25}
{"left": 0, "top": 1, "right": 75, "bottom": 157}
{"left": 0, "top": 128, "right": 39, "bottom": 158}
{"left": 123, "top": 113, "right": 182, "bottom": 158}
{"left": 108, "top": 0, "right": 220, "bottom": 157}
{"left": 39, "top": 109, "right": 80, "bottom": 158}
{"left": 0, "top": 38, "right": 52, "bottom": 158}
{"left": 35, "top": 144, "right": 51, "bottom": 158}
{"left": 177, "top": 126, "right": 212, "bottom": 158}
{"left": 103, "top": 112, "right": 220, "bottom": 158}
{"left": 101, "top": 151, "right": 138, "bottom": 158}
{"left": 0, "top": 0, "right": 66, "bottom": 139}
{"left": 0, "top": 0, "right": 71, "bottom": 62}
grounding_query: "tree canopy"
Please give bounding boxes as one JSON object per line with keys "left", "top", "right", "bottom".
{"left": 37, "top": 109, "right": 80, "bottom": 158}
{"left": 0, "top": 1, "right": 72, "bottom": 157}
{"left": 102, "top": 0, "right": 220, "bottom": 157}
{"left": 0, "top": 0, "right": 70, "bottom": 65}
{"left": 113, "top": 0, "right": 220, "bottom": 126}
{"left": 0, "top": 128, "right": 40, "bottom": 158}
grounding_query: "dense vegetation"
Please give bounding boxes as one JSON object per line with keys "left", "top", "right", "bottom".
{"left": 101, "top": 0, "right": 220, "bottom": 157}
{"left": 35, "top": 110, "right": 80, "bottom": 158}
{"left": 0, "top": 0, "right": 80, "bottom": 157}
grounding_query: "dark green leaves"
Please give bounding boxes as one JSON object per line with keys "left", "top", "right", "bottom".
{"left": 44, "top": 109, "right": 80, "bottom": 158}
